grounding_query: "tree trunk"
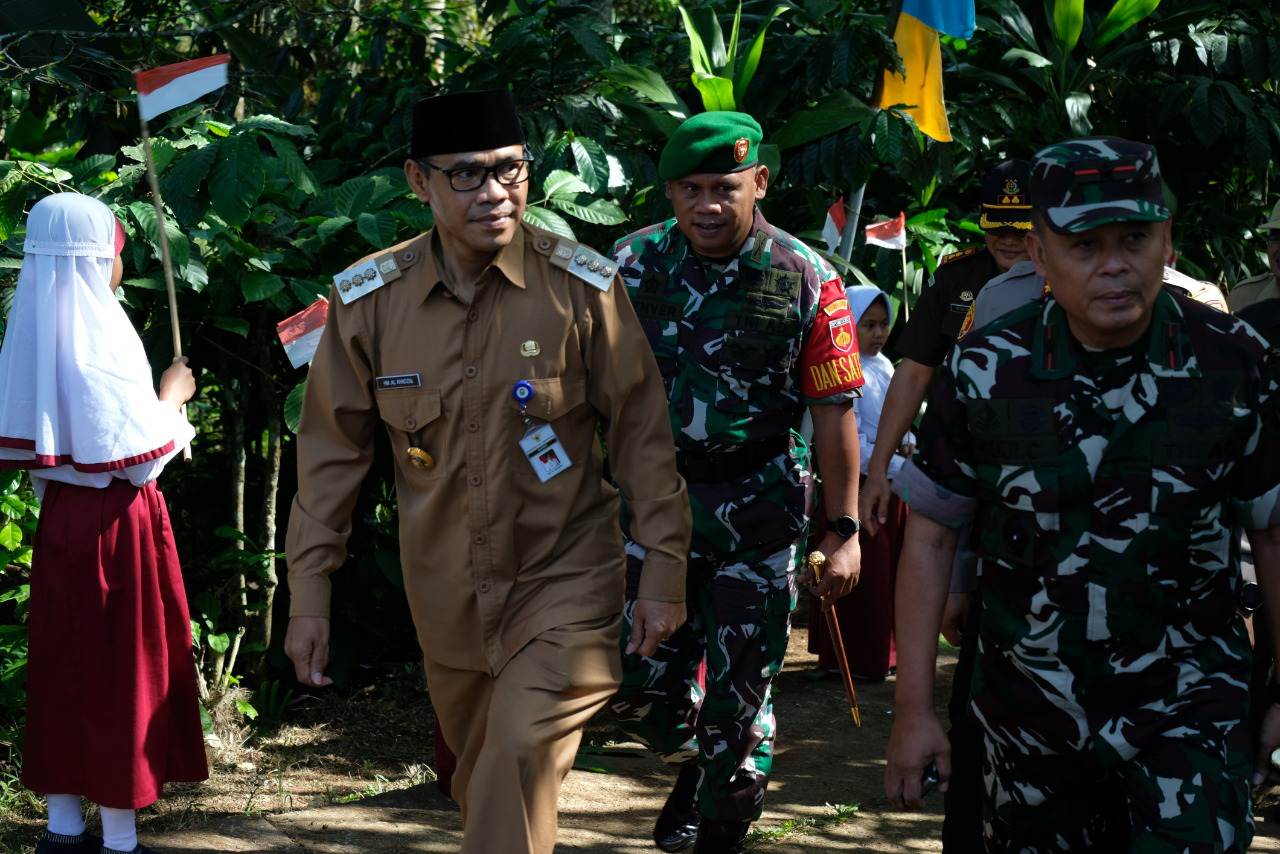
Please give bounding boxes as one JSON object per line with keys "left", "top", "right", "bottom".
{"left": 252, "top": 322, "right": 282, "bottom": 676}
{"left": 209, "top": 349, "right": 249, "bottom": 702}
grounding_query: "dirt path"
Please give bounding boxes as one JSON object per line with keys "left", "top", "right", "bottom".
{"left": 5, "top": 617, "right": 1280, "bottom": 852}
{"left": 132, "top": 624, "right": 945, "bottom": 853}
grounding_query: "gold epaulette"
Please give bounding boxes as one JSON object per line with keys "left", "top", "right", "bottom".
{"left": 939, "top": 246, "right": 981, "bottom": 266}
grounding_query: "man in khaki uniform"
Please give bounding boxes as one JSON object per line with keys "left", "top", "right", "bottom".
{"left": 283, "top": 89, "right": 692, "bottom": 854}
{"left": 1229, "top": 200, "right": 1280, "bottom": 312}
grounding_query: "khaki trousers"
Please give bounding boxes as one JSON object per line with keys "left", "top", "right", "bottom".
{"left": 424, "top": 615, "right": 623, "bottom": 854}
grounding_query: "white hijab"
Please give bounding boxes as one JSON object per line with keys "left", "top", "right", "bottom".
{"left": 843, "top": 284, "right": 910, "bottom": 478}
{"left": 0, "top": 193, "right": 178, "bottom": 471}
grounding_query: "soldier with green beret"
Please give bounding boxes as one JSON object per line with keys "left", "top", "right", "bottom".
{"left": 884, "top": 136, "right": 1280, "bottom": 850}
{"left": 608, "top": 111, "right": 865, "bottom": 853}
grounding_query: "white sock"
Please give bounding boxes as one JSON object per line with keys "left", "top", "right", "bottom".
{"left": 45, "top": 794, "right": 85, "bottom": 837}
{"left": 98, "top": 805, "right": 137, "bottom": 852}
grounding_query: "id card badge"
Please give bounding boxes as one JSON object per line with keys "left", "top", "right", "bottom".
{"left": 519, "top": 423, "right": 572, "bottom": 483}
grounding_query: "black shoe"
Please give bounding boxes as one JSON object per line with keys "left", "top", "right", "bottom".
{"left": 692, "top": 819, "right": 751, "bottom": 854}
{"left": 653, "top": 762, "right": 702, "bottom": 852}
{"left": 102, "top": 845, "right": 159, "bottom": 854}
{"left": 34, "top": 831, "right": 102, "bottom": 854}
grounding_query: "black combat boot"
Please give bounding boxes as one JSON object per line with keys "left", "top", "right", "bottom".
{"left": 653, "top": 761, "right": 702, "bottom": 851}
{"left": 692, "top": 818, "right": 751, "bottom": 853}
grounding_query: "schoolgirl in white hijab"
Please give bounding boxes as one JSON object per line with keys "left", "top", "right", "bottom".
{"left": 0, "top": 193, "right": 206, "bottom": 854}
{"left": 0, "top": 193, "right": 194, "bottom": 486}
{"left": 844, "top": 285, "right": 915, "bottom": 479}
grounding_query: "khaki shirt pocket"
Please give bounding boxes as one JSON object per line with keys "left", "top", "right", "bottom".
{"left": 377, "top": 389, "right": 447, "bottom": 481}
{"left": 507, "top": 376, "right": 588, "bottom": 422}
{"left": 507, "top": 376, "right": 589, "bottom": 481}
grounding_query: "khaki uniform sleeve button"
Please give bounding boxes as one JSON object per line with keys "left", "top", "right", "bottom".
{"left": 478, "top": 581, "right": 492, "bottom": 593}
{"left": 464, "top": 365, "right": 478, "bottom": 378}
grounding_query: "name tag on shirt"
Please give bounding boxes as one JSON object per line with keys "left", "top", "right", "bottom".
{"left": 519, "top": 424, "right": 572, "bottom": 483}
{"left": 376, "top": 373, "right": 421, "bottom": 390}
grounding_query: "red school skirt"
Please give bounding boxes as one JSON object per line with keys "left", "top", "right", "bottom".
{"left": 807, "top": 492, "right": 907, "bottom": 679}
{"left": 21, "top": 478, "right": 208, "bottom": 809}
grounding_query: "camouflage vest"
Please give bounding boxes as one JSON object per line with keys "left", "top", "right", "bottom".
{"left": 614, "top": 212, "right": 826, "bottom": 452}
{"left": 964, "top": 291, "right": 1260, "bottom": 649}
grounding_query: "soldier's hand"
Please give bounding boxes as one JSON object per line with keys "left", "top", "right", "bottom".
{"left": 940, "top": 592, "right": 972, "bottom": 647}
{"left": 885, "top": 708, "right": 951, "bottom": 810}
{"left": 810, "top": 531, "right": 860, "bottom": 608}
{"left": 1253, "top": 703, "right": 1280, "bottom": 787}
{"left": 628, "top": 598, "right": 686, "bottom": 658}
{"left": 859, "top": 470, "right": 892, "bottom": 537}
{"left": 285, "top": 616, "right": 335, "bottom": 688}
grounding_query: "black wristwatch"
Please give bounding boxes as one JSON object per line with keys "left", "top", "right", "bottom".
{"left": 828, "top": 515, "right": 861, "bottom": 538}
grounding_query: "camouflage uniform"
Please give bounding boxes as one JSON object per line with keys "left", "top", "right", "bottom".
{"left": 893, "top": 136, "right": 1280, "bottom": 851}
{"left": 896, "top": 286, "right": 1280, "bottom": 851}
{"left": 607, "top": 209, "right": 863, "bottom": 821}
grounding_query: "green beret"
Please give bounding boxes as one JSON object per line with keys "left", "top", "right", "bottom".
{"left": 659, "top": 112, "right": 763, "bottom": 181}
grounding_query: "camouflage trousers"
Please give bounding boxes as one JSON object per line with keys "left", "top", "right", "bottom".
{"left": 609, "top": 543, "right": 798, "bottom": 822}
{"left": 972, "top": 620, "right": 1255, "bottom": 853}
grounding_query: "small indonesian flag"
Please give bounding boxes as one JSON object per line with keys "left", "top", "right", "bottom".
{"left": 277, "top": 298, "right": 329, "bottom": 369}
{"left": 865, "top": 212, "right": 907, "bottom": 251}
{"left": 134, "top": 55, "right": 230, "bottom": 121}
{"left": 822, "top": 198, "right": 847, "bottom": 253}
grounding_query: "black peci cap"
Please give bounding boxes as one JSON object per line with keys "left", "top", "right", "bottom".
{"left": 410, "top": 89, "right": 526, "bottom": 160}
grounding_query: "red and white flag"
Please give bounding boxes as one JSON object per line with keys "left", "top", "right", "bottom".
{"left": 865, "top": 212, "right": 907, "bottom": 250}
{"left": 134, "top": 55, "right": 230, "bottom": 121}
{"left": 822, "top": 198, "right": 847, "bottom": 253}
{"left": 277, "top": 298, "right": 329, "bottom": 369}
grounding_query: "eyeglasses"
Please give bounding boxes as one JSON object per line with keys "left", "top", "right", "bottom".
{"left": 419, "top": 157, "right": 534, "bottom": 192}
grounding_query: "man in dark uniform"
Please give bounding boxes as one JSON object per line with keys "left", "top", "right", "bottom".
{"left": 860, "top": 159, "right": 1031, "bottom": 851}
{"left": 862, "top": 161, "right": 1032, "bottom": 528}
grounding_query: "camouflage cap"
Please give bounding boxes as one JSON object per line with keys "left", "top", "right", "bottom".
{"left": 659, "top": 111, "right": 762, "bottom": 181}
{"left": 1029, "top": 137, "right": 1169, "bottom": 234}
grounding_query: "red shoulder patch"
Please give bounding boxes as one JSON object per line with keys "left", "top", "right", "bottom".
{"left": 801, "top": 276, "right": 865, "bottom": 398}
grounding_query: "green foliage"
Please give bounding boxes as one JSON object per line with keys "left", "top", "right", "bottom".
{"left": 678, "top": 1, "right": 791, "bottom": 112}
{"left": 0, "top": 0, "right": 1275, "bottom": 778}
{"left": 0, "top": 472, "right": 37, "bottom": 764}
{"left": 951, "top": 0, "right": 1278, "bottom": 283}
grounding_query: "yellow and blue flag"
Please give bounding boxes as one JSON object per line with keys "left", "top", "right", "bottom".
{"left": 875, "top": 0, "right": 974, "bottom": 142}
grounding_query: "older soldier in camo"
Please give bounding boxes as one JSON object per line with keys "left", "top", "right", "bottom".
{"left": 607, "top": 112, "right": 864, "bottom": 853}
{"left": 883, "top": 136, "right": 1280, "bottom": 851}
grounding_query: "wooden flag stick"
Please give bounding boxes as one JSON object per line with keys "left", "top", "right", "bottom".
{"left": 901, "top": 243, "right": 910, "bottom": 322}
{"left": 138, "top": 114, "right": 193, "bottom": 460}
